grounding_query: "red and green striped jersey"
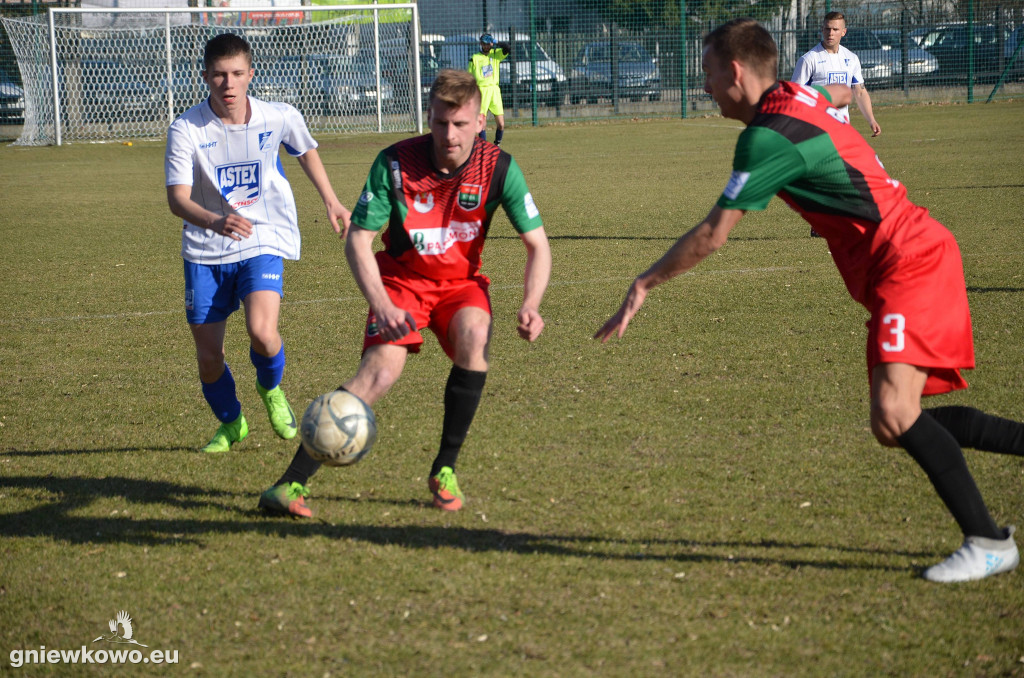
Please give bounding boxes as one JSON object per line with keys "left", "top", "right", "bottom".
{"left": 717, "top": 81, "right": 953, "bottom": 305}
{"left": 352, "top": 135, "right": 542, "bottom": 281}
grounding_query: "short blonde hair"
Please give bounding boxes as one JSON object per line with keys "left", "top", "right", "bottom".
{"left": 429, "top": 69, "right": 482, "bottom": 109}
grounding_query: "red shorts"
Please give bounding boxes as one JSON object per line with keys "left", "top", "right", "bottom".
{"left": 362, "top": 252, "right": 491, "bottom": 359}
{"left": 865, "top": 239, "right": 974, "bottom": 395}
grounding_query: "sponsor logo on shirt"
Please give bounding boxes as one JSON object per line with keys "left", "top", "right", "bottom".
{"left": 412, "top": 191, "right": 435, "bottom": 214}
{"left": 199, "top": 141, "right": 217, "bottom": 149}
{"left": 722, "top": 171, "right": 750, "bottom": 201}
{"left": 410, "top": 220, "right": 481, "bottom": 255}
{"left": 523, "top": 192, "right": 539, "bottom": 220}
{"left": 217, "top": 161, "right": 261, "bottom": 209}
{"left": 258, "top": 132, "right": 273, "bottom": 151}
{"left": 261, "top": 273, "right": 281, "bottom": 280}
{"left": 358, "top": 191, "right": 374, "bottom": 206}
{"left": 825, "top": 71, "right": 849, "bottom": 85}
{"left": 458, "top": 183, "right": 482, "bottom": 210}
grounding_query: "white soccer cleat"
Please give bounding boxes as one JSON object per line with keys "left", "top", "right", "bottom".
{"left": 922, "top": 526, "right": 1019, "bottom": 583}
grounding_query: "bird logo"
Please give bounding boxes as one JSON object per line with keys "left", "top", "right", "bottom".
{"left": 92, "top": 610, "right": 149, "bottom": 647}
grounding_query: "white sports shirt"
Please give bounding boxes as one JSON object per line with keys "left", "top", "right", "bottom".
{"left": 165, "top": 96, "right": 317, "bottom": 265}
{"left": 791, "top": 43, "right": 863, "bottom": 122}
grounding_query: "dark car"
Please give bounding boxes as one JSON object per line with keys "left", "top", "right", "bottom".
{"left": 0, "top": 67, "right": 26, "bottom": 125}
{"left": 569, "top": 41, "right": 661, "bottom": 104}
{"left": 918, "top": 23, "right": 1004, "bottom": 77}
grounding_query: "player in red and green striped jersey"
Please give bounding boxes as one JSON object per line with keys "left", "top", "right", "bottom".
{"left": 597, "top": 18, "right": 1024, "bottom": 583}
{"left": 260, "top": 69, "right": 551, "bottom": 516}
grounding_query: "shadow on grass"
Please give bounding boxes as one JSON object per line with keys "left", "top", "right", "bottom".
{"left": 3, "top": 446, "right": 195, "bottom": 457}
{"left": 0, "top": 474, "right": 933, "bottom": 574}
{"left": 966, "top": 287, "right": 1024, "bottom": 294}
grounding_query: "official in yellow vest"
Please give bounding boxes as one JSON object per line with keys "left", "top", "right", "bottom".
{"left": 468, "top": 33, "right": 511, "bottom": 145}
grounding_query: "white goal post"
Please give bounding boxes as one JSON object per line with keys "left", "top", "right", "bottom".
{"left": 2, "top": 3, "right": 422, "bottom": 146}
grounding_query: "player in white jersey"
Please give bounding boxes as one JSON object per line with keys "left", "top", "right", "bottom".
{"left": 165, "top": 33, "right": 351, "bottom": 453}
{"left": 792, "top": 11, "right": 881, "bottom": 136}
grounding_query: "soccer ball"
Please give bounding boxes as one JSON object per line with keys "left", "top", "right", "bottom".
{"left": 300, "top": 390, "right": 377, "bottom": 467}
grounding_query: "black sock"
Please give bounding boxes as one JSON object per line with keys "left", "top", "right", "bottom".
{"left": 430, "top": 366, "right": 487, "bottom": 477}
{"left": 494, "top": 129, "right": 504, "bottom": 145}
{"left": 897, "top": 412, "right": 1002, "bottom": 539}
{"left": 926, "top": 406, "right": 1024, "bottom": 456}
{"left": 276, "top": 443, "right": 322, "bottom": 487}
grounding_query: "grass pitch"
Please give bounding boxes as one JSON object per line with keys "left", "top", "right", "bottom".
{"left": 1, "top": 103, "right": 1023, "bottom": 676}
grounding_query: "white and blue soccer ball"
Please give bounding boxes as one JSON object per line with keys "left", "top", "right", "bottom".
{"left": 300, "top": 390, "right": 377, "bottom": 467}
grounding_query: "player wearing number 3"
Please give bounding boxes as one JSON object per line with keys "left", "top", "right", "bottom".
{"left": 597, "top": 19, "right": 1024, "bottom": 582}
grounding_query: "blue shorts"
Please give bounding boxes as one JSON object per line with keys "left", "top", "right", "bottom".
{"left": 184, "top": 254, "right": 284, "bottom": 325}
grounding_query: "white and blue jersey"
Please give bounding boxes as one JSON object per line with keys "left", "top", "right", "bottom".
{"left": 165, "top": 96, "right": 316, "bottom": 265}
{"left": 791, "top": 43, "right": 863, "bottom": 122}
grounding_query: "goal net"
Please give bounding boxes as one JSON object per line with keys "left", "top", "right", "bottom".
{"left": 2, "top": 3, "right": 422, "bottom": 146}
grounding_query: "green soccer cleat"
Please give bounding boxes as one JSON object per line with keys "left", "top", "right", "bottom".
{"left": 258, "top": 482, "right": 313, "bottom": 518}
{"left": 201, "top": 414, "right": 248, "bottom": 453}
{"left": 428, "top": 466, "right": 464, "bottom": 511}
{"left": 257, "top": 383, "right": 298, "bottom": 440}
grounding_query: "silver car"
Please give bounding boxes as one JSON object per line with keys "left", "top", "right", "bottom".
{"left": 844, "top": 29, "right": 939, "bottom": 83}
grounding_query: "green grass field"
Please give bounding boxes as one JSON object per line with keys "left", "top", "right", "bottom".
{"left": 1, "top": 102, "right": 1023, "bottom": 676}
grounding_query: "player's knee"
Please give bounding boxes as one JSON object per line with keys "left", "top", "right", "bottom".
{"left": 456, "top": 321, "right": 490, "bottom": 353}
{"left": 247, "top": 328, "right": 280, "bottom": 356}
{"left": 351, "top": 367, "right": 399, "bottom": 403}
{"left": 870, "top": 400, "right": 911, "bottom": 447}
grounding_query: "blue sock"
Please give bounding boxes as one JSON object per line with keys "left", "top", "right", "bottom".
{"left": 250, "top": 345, "right": 285, "bottom": 391}
{"left": 202, "top": 365, "right": 241, "bottom": 423}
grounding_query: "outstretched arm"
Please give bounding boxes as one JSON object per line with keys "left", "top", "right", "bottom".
{"left": 853, "top": 84, "right": 881, "bottom": 136}
{"left": 296, "top": 148, "right": 352, "bottom": 238}
{"left": 595, "top": 206, "right": 745, "bottom": 343}
{"left": 517, "top": 226, "right": 551, "bottom": 342}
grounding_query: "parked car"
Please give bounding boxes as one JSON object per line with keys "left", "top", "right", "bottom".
{"left": 569, "top": 41, "right": 661, "bottom": 104}
{"left": 1006, "top": 24, "right": 1023, "bottom": 59}
{"left": 841, "top": 29, "right": 939, "bottom": 83}
{"left": 437, "top": 32, "right": 566, "bottom": 107}
{"left": 60, "top": 59, "right": 160, "bottom": 123}
{"left": 0, "top": 67, "right": 26, "bottom": 125}
{"left": 252, "top": 53, "right": 395, "bottom": 116}
{"left": 381, "top": 51, "right": 440, "bottom": 104}
{"left": 918, "top": 23, "right": 1004, "bottom": 76}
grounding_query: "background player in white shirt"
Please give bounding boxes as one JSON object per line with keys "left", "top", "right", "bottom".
{"left": 165, "top": 33, "right": 351, "bottom": 453}
{"left": 792, "top": 11, "right": 881, "bottom": 137}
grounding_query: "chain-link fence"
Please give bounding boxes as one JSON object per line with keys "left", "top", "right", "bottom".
{"left": 2, "top": 0, "right": 1022, "bottom": 144}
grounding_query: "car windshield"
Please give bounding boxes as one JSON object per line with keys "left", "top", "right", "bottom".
{"left": 843, "top": 29, "right": 883, "bottom": 52}
{"left": 262, "top": 55, "right": 376, "bottom": 79}
{"left": 511, "top": 41, "right": 552, "bottom": 63}
{"left": 586, "top": 43, "right": 649, "bottom": 62}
